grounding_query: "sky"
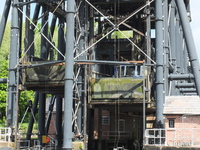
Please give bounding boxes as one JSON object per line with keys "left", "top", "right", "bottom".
{"left": 0, "top": 0, "right": 200, "bottom": 60}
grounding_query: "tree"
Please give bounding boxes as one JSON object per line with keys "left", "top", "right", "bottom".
{"left": 0, "top": 22, "right": 35, "bottom": 124}
{"left": 0, "top": 23, "right": 10, "bottom": 121}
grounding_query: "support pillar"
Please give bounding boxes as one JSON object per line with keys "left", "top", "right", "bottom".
{"left": 155, "top": 0, "right": 164, "bottom": 126}
{"left": 26, "top": 92, "right": 39, "bottom": 140}
{"left": 0, "top": 0, "right": 11, "bottom": 47}
{"left": 56, "top": 97, "right": 63, "bottom": 149}
{"left": 7, "top": 1, "right": 20, "bottom": 145}
{"left": 38, "top": 93, "right": 46, "bottom": 146}
{"left": 63, "top": 0, "right": 75, "bottom": 149}
{"left": 56, "top": 15, "right": 65, "bottom": 150}
{"left": 169, "top": 0, "right": 177, "bottom": 95}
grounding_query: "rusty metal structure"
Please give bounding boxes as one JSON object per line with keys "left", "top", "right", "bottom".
{"left": 0, "top": 0, "right": 200, "bottom": 149}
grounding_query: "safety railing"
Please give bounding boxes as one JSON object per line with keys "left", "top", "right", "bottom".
{"left": 102, "top": 131, "right": 131, "bottom": 140}
{"left": 144, "top": 128, "right": 165, "bottom": 146}
{"left": 145, "top": 128, "right": 200, "bottom": 147}
{"left": 0, "top": 127, "right": 11, "bottom": 142}
{"left": 17, "top": 140, "right": 31, "bottom": 149}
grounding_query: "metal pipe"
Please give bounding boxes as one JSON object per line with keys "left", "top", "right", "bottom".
{"left": 40, "top": 5, "right": 49, "bottom": 60}
{"left": 169, "top": 0, "right": 177, "bottom": 95}
{"left": 179, "top": 28, "right": 184, "bottom": 74}
{"left": 175, "top": 0, "right": 200, "bottom": 95}
{"left": 7, "top": 0, "right": 19, "bottom": 129}
{"left": 155, "top": 0, "right": 164, "bottom": 126}
{"left": 47, "top": 15, "right": 57, "bottom": 60}
{"left": 163, "top": 0, "right": 169, "bottom": 96}
{"left": 169, "top": 0, "right": 176, "bottom": 63}
{"left": 180, "top": 88, "right": 196, "bottom": 93}
{"left": 57, "top": 17, "right": 65, "bottom": 60}
{"left": 77, "top": 1, "right": 86, "bottom": 137}
{"left": 24, "top": 0, "right": 30, "bottom": 59}
{"left": 63, "top": 0, "right": 75, "bottom": 148}
{"left": 169, "top": 74, "right": 194, "bottom": 80}
{"left": 38, "top": 93, "right": 46, "bottom": 147}
{"left": 0, "top": 0, "right": 11, "bottom": 47}
{"left": 56, "top": 14, "right": 65, "bottom": 150}
{"left": 176, "top": 83, "right": 195, "bottom": 88}
{"left": 183, "top": 42, "right": 188, "bottom": 74}
{"left": 56, "top": 97, "right": 63, "bottom": 149}
{"left": 28, "top": 4, "right": 41, "bottom": 59}
{"left": 45, "top": 96, "right": 56, "bottom": 134}
{"left": 38, "top": 5, "right": 48, "bottom": 146}
{"left": 26, "top": 92, "right": 39, "bottom": 140}
{"left": 146, "top": 0, "right": 151, "bottom": 101}
{"left": 175, "top": 15, "right": 181, "bottom": 72}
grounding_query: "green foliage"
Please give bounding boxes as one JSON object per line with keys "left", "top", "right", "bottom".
{"left": 0, "top": 22, "right": 35, "bottom": 124}
{"left": 19, "top": 91, "right": 34, "bottom": 123}
{"left": 0, "top": 60, "right": 8, "bottom": 120}
{"left": 0, "top": 19, "right": 59, "bottom": 125}
{"left": 111, "top": 30, "right": 133, "bottom": 39}
{"left": 0, "top": 23, "right": 10, "bottom": 61}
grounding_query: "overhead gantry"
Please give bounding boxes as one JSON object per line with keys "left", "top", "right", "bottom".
{"left": 0, "top": 0, "right": 199, "bottom": 149}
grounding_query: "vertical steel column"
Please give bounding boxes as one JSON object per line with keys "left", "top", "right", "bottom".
{"left": 77, "top": 0, "right": 86, "bottom": 137}
{"left": 163, "top": 0, "right": 169, "bottom": 96}
{"left": 179, "top": 27, "right": 184, "bottom": 74}
{"left": 57, "top": 17, "right": 65, "bottom": 60}
{"left": 28, "top": 4, "right": 41, "bottom": 60}
{"left": 38, "top": 93, "right": 46, "bottom": 146}
{"left": 47, "top": 15, "right": 57, "bottom": 60}
{"left": 183, "top": 41, "right": 187, "bottom": 73}
{"left": 40, "top": 5, "right": 49, "bottom": 60}
{"left": 26, "top": 92, "right": 39, "bottom": 140}
{"left": 176, "top": 0, "right": 200, "bottom": 95}
{"left": 56, "top": 97, "right": 63, "bottom": 149}
{"left": 63, "top": 0, "right": 75, "bottom": 149}
{"left": 45, "top": 96, "right": 56, "bottom": 134}
{"left": 56, "top": 16, "right": 65, "bottom": 150}
{"left": 169, "top": 0, "right": 177, "bottom": 95}
{"left": 146, "top": 0, "right": 151, "bottom": 101}
{"left": 7, "top": 0, "right": 19, "bottom": 130}
{"left": 175, "top": 14, "right": 181, "bottom": 73}
{"left": 88, "top": 6, "right": 97, "bottom": 78}
{"left": 38, "top": 4, "right": 48, "bottom": 146}
{"left": 24, "top": 0, "right": 30, "bottom": 58}
{"left": 0, "top": 0, "right": 11, "bottom": 47}
{"left": 155, "top": 0, "right": 164, "bottom": 126}
{"left": 18, "top": 0, "right": 23, "bottom": 58}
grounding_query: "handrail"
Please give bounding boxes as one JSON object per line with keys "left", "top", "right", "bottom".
{"left": 0, "top": 127, "right": 11, "bottom": 142}
{"left": 102, "top": 131, "right": 131, "bottom": 140}
{"left": 145, "top": 128, "right": 200, "bottom": 147}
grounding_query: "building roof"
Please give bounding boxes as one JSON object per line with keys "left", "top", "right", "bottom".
{"left": 163, "top": 96, "right": 200, "bottom": 115}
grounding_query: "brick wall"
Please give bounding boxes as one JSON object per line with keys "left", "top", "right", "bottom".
{"left": 165, "top": 115, "right": 200, "bottom": 146}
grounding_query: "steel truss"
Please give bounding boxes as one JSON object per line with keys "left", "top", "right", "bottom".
{"left": 0, "top": 0, "right": 200, "bottom": 149}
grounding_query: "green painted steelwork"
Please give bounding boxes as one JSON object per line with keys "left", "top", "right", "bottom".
{"left": 90, "top": 77, "right": 144, "bottom": 103}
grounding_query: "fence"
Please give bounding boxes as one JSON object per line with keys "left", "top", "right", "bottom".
{"left": 0, "top": 127, "right": 11, "bottom": 142}
{"left": 102, "top": 131, "right": 131, "bottom": 140}
{"left": 145, "top": 128, "right": 200, "bottom": 147}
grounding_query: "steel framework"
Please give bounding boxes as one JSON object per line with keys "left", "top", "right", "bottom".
{"left": 0, "top": 0, "right": 200, "bottom": 149}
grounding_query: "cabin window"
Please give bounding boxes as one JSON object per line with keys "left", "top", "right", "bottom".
{"left": 168, "top": 119, "right": 175, "bottom": 128}
{"left": 102, "top": 116, "right": 110, "bottom": 125}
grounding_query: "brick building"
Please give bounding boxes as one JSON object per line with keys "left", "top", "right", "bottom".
{"left": 163, "top": 96, "right": 200, "bottom": 147}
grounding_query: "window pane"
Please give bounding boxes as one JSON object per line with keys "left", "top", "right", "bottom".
{"left": 169, "top": 119, "right": 174, "bottom": 128}
{"left": 102, "top": 116, "right": 110, "bottom": 125}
